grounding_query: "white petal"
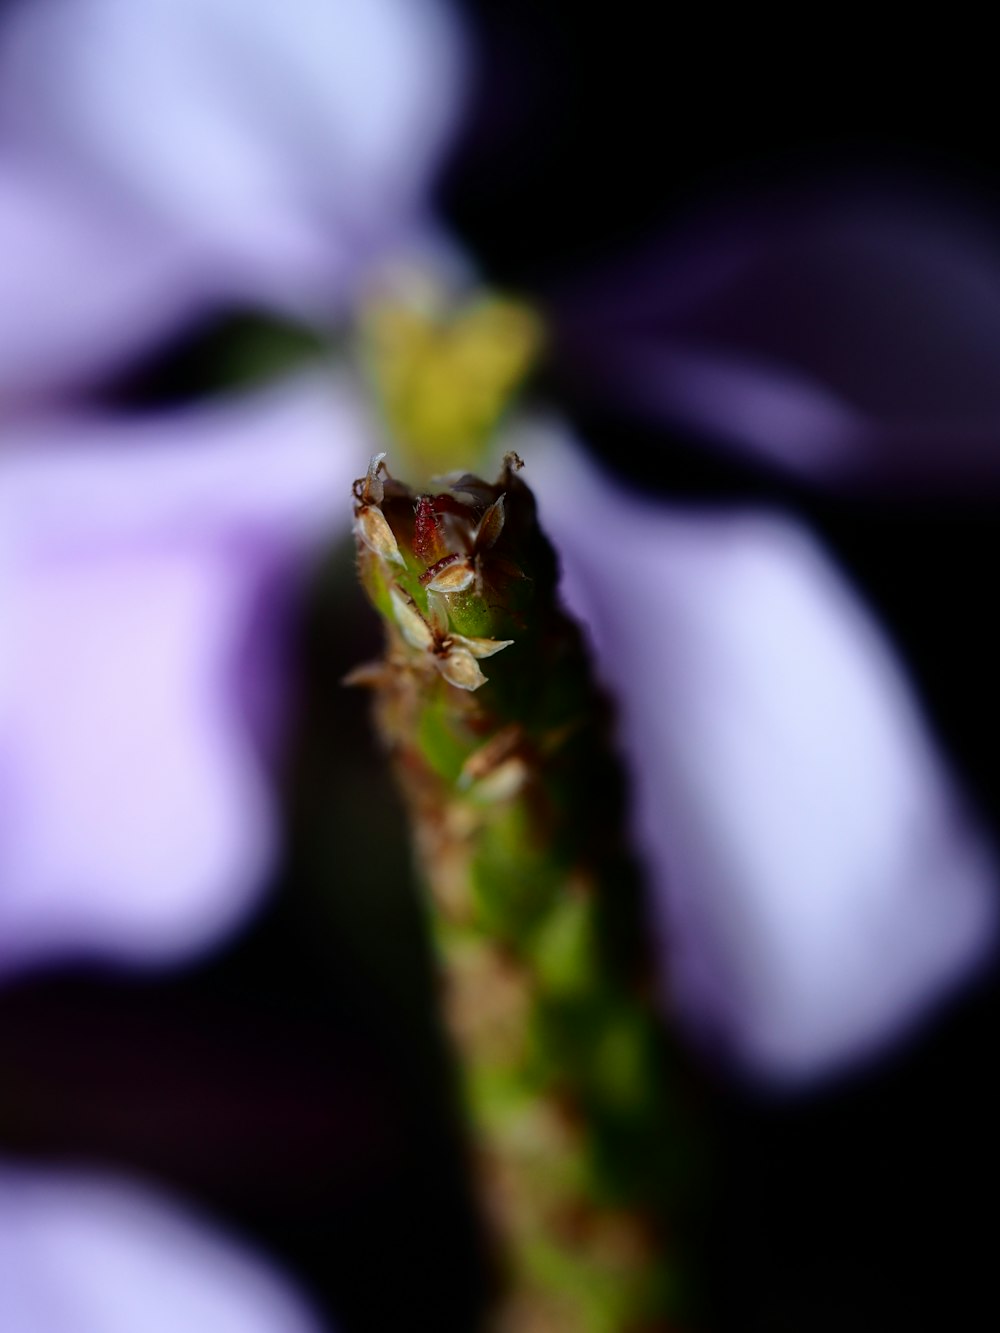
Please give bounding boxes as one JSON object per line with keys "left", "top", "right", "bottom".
{"left": 530, "top": 425, "right": 998, "bottom": 1082}
{"left": 425, "top": 590, "right": 451, "bottom": 639}
{"left": 449, "top": 633, "right": 515, "bottom": 660}
{"left": 354, "top": 506, "right": 404, "bottom": 566}
{"left": 0, "top": 0, "right": 468, "bottom": 317}
{"left": 423, "top": 557, "right": 475, "bottom": 593}
{"left": 359, "top": 452, "right": 387, "bottom": 506}
{"left": 438, "top": 646, "right": 487, "bottom": 691}
{"left": 0, "top": 1163, "right": 332, "bottom": 1333}
{"left": 389, "top": 589, "right": 434, "bottom": 652}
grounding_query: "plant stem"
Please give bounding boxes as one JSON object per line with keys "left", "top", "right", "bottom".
{"left": 350, "top": 451, "right": 690, "bottom": 1331}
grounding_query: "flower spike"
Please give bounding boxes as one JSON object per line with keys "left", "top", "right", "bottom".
{"left": 350, "top": 455, "right": 696, "bottom": 1330}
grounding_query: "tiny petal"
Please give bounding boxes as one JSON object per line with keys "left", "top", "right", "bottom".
{"left": 425, "top": 589, "right": 451, "bottom": 638}
{"left": 389, "top": 587, "right": 434, "bottom": 651}
{"left": 423, "top": 555, "right": 475, "bottom": 593}
{"left": 437, "top": 646, "right": 487, "bottom": 690}
{"left": 362, "top": 452, "right": 387, "bottom": 506}
{"left": 450, "top": 633, "right": 514, "bottom": 660}
{"left": 473, "top": 493, "right": 505, "bottom": 553}
{"left": 355, "top": 505, "right": 404, "bottom": 565}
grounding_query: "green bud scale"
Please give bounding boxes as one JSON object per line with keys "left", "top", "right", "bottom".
{"left": 350, "top": 451, "right": 687, "bottom": 1332}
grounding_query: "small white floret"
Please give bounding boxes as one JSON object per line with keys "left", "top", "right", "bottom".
{"left": 449, "top": 633, "right": 514, "bottom": 660}
{"left": 424, "top": 557, "right": 475, "bottom": 594}
{"left": 437, "top": 646, "right": 487, "bottom": 691}
{"left": 355, "top": 506, "right": 404, "bottom": 566}
{"left": 389, "top": 588, "right": 434, "bottom": 651}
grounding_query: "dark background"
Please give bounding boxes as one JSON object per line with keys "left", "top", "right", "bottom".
{"left": 3, "top": 7, "right": 998, "bottom": 1330}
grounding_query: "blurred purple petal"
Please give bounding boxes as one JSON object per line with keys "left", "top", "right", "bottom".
{"left": 0, "top": 373, "right": 369, "bottom": 976}
{"left": 0, "top": 1163, "right": 332, "bottom": 1333}
{"left": 0, "top": 0, "right": 467, "bottom": 335}
{"left": 529, "top": 426, "right": 998, "bottom": 1080}
{"left": 0, "top": 161, "right": 217, "bottom": 408}
{"left": 553, "top": 181, "right": 1000, "bottom": 490}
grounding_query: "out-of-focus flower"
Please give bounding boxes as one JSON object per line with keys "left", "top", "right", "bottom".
{"left": 1, "top": 0, "right": 995, "bottom": 1087}
{"left": 0, "top": 0, "right": 465, "bottom": 404}
{"left": 0, "top": 1163, "right": 331, "bottom": 1333}
{"left": 0, "top": 5, "right": 456, "bottom": 1326}
{"left": 0, "top": 373, "right": 368, "bottom": 975}
{"left": 0, "top": 0, "right": 461, "bottom": 973}
{"left": 0, "top": 163, "right": 207, "bottom": 410}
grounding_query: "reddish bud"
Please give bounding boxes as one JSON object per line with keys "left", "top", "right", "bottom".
{"left": 413, "top": 495, "right": 449, "bottom": 565}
